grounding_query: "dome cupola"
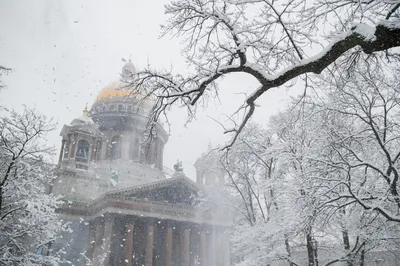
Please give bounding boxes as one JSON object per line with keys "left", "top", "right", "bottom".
{"left": 90, "top": 59, "right": 154, "bottom": 119}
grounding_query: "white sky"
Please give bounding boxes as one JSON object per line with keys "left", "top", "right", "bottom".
{"left": 0, "top": 0, "right": 299, "bottom": 179}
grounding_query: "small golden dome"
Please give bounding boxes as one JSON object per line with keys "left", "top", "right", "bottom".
{"left": 95, "top": 81, "right": 134, "bottom": 101}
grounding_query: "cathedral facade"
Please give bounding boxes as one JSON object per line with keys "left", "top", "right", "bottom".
{"left": 50, "top": 61, "right": 231, "bottom": 266}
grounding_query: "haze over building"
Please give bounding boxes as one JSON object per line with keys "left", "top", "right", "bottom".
{"left": 50, "top": 61, "right": 232, "bottom": 266}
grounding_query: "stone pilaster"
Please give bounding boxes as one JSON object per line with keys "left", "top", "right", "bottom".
{"left": 125, "top": 221, "right": 135, "bottom": 266}
{"left": 145, "top": 223, "right": 154, "bottom": 266}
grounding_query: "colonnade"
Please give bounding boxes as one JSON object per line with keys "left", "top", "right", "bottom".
{"left": 59, "top": 132, "right": 165, "bottom": 170}
{"left": 85, "top": 214, "right": 230, "bottom": 266}
{"left": 59, "top": 133, "right": 101, "bottom": 163}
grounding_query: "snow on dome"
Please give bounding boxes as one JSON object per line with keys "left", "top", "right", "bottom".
{"left": 71, "top": 115, "right": 94, "bottom": 125}
{"left": 70, "top": 106, "right": 95, "bottom": 126}
{"left": 94, "top": 81, "right": 148, "bottom": 102}
{"left": 93, "top": 59, "right": 153, "bottom": 103}
{"left": 71, "top": 115, "right": 94, "bottom": 126}
{"left": 121, "top": 60, "right": 136, "bottom": 79}
{"left": 95, "top": 81, "right": 135, "bottom": 101}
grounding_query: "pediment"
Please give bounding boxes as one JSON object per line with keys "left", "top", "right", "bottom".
{"left": 107, "top": 176, "right": 202, "bottom": 206}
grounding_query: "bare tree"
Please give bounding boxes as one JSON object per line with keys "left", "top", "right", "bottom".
{"left": 315, "top": 60, "right": 400, "bottom": 224}
{"left": 130, "top": 0, "right": 400, "bottom": 146}
{"left": 224, "top": 96, "right": 400, "bottom": 265}
{"left": 0, "top": 65, "right": 11, "bottom": 90}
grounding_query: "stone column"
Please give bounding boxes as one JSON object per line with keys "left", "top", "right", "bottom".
{"left": 101, "top": 138, "right": 108, "bottom": 160}
{"left": 181, "top": 227, "right": 190, "bottom": 266}
{"left": 102, "top": 216, "right": 114, "bottom": 266}
{"left": 63, "top": 134, "right": 71, "bottom": 159}
{"left": 122, "top": 131, "right": 130, "bottom": 160}
{"left": 85, "top": 223, "right": 96, "bottom": 265}
{"left": 165, "top": 226, "right": 173, "bottom": 266}
{"left": 196, "top": 170, "right": 204, "bottom": 185}
{"left": 159, "top": 143, "right": 164, "bottom": 170}
{"left": 69, "top": 133, "right": 78, "bottom": 159}
{"left": 216, "top": 228, "right": 224, "bottom": 266}
{"left": 199, "top": 231, "right": 207, "bottom": 266}
{"left": 91, "top": 138, "right": 98, "bottom": 162}
{"left": 58, "top": 139, "right": 66, "bottom": 163}
{"left": 223, "top": 232, "right": 231, "bottom": 266}
{"left": 93, "top": 221, "right": 105, "bottom": 266}
{"left": 207, "top": 227, "right": 216, "bottom": 266}
{"left": 125, "top": 221, "right": 135, "bottom": 266}
{"left": 145, "top": 223, "right": 154, "bottom": 266}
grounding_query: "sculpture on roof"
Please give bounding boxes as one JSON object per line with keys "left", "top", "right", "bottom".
{"left": 173, "top": 160, "right": 183, "bottom": 172}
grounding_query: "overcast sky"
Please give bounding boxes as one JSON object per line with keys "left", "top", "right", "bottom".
{"left": 0, "top": 0, "right": 299, "bottom": 179}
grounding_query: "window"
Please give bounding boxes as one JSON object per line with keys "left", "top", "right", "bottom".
{"left": 118, "top": 104, "right": 123, "bottom": 112}
{"left": 109, "top": 135, "right": 121, "bottom": 160}
{"left": 75, "top": 139, "right": 90, "bottom": 165}
{"left": 127, "top": 105, "right": 132, "bottom": 113}
{"left": 109, "top": 105, "right": 115, "bottom": 111}
{"left": 101, "top": 105, "right": 106, "bottom": 112}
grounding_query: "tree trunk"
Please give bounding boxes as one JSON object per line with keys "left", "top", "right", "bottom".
{"left": 359, "top": 249, "right": 365, "bottom": 266}
{"left": 313, "top": 238, "right": 319, "bottom": 266}
{"left": 284, "top": 234, "right": 295, "bottom": 266}
{"left": 0, "top": 162, "right": 15, "bottom": 211}
{"left": 306, "top": 233, "right": 315, "bottom": 266}
{"left": 342, "top": 230, "right": 353, "bottom": 266}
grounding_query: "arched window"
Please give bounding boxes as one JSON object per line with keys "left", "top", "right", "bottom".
{"left": 109, "top": 136, "right": 121, "bottom": 160}
{"left": 75, "top": 139, "right": 90, "bottom": 164}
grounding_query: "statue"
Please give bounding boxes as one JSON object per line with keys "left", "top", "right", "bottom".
{"left": 173, "top": 160, "right": 183, "bottom": 172}
{"left": 110, "top": 169, "right": 119, "bottom": 186}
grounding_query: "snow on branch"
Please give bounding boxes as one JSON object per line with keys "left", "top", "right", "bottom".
{"left": 132, "top": 0, "right": 400, "bottom": 148}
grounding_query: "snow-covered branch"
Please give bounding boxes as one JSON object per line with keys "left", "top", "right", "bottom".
{"left": 132, "top": 0, "right": 400, "bottom": 147}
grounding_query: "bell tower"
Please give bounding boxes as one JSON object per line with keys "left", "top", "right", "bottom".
{"left": 194, "top": 147, "right": 225, "bottom": 186}
{"left": 53, "top": 60, "right": 169, "bottom": 202}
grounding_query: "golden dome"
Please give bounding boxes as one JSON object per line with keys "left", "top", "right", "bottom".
{"left": 95, "top": 81, "right": 134, "bottom": 101}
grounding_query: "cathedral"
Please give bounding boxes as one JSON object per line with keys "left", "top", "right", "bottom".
{"left": 50, "top": 61, "right": 232, "bottom": 266}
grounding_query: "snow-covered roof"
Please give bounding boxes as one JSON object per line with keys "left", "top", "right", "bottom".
{"left": 70, "top": 115, "right": 95, "bottom": 126}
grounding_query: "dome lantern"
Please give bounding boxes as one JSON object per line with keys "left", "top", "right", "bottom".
{"left": 121, "top": 57, "right": 136, "bottom": 83}
{"left": 82, "top": 104, "right": 89, "bottom": 117}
